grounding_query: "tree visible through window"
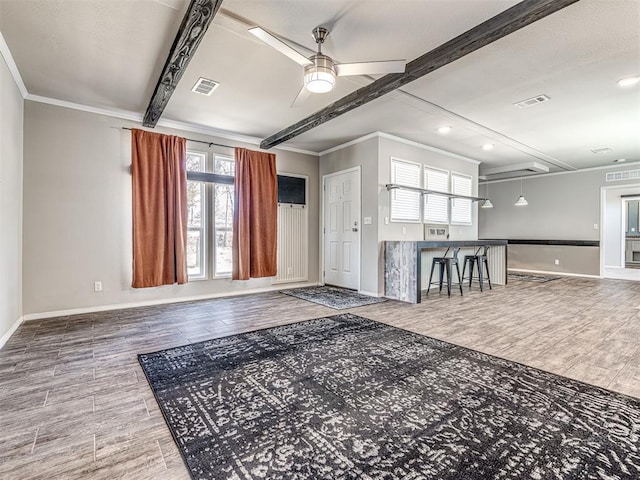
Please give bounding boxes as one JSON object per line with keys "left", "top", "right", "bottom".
{"left": 185, "top": 151, "right": 235, "bottom": 279}
{"left": 213, "top": 156, "right": 234, "bottom": 276}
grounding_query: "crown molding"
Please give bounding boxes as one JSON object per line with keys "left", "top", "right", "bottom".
{"left": 25, "top": 94, "right": 319, "bottom": 156}
{"left": 0, "top": 32, "right": 28, "bottom": 98}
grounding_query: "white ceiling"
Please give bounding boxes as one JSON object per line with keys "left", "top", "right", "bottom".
{"left": 1, "top": 0, "right": 639, "bottom": 175}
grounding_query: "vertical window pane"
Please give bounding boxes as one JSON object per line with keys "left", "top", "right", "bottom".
{"left": 451, "top": 173, "right": 472, "bottom": 224}
{"left": 187, "top": 181, "right": 203, "bottom": 228}
{"left": 424, "top": 167, "right": 449, "bottom": 224}
{"left": 214, "top": 184, "right": 234, "bottom": 275}
{"left": 390, "top": 158, "right": 421, "bottom": 222}
{"left": 187, "top": 230, "right": 203, "bottom": 276}
{"left": 215, "top": 156, "right": 235, "bottom": 176}
{"left": 186, "top": 152, "right": 205, "bottom": 172}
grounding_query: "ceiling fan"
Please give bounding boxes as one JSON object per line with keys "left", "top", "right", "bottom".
{"left": 248, "top": 25, "right": 406, "bottom": 107}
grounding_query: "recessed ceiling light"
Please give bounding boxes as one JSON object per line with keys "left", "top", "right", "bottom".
{"left": 191, "top": 77, "right": 220, "bottom": 96}
{"left": 438, "top": 126, "right": 452, "bottom": 135}
{"left": 618, "top": 76, "right": 640, "bottom": 88}
{"left": 482, "top": 144, "right": 495, "bottom": 151}
{"left": 614, "top": 158, "right": 627, "bottom": 163}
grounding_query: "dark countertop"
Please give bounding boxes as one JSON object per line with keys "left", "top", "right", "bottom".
{"left": 416, "top": 240, "right": 508, "bottom": 248}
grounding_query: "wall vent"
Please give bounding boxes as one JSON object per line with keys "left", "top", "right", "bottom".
{"left": 606, "top": 170, "right": 640, "bottom": 182}
{"left": 514, "top": 94, "right": 550, "bottom": 109}
{"left": 191, "top": 77, "right": 219, "bottom": 96}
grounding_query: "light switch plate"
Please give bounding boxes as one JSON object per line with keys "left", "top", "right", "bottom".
{"left": 363, "top": 216, "right": 372, "bottom": 225}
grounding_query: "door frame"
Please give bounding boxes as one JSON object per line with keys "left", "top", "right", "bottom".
{"left": 321, "top": 166, "right": 362, "bottom": 291}
{"left": 599, "top": 183, "right": 640, "bottom": 276}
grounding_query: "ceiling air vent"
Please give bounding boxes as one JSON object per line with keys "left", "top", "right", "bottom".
{"left": 591, "top": 147, "right": 613, "bottom": 154}
{"left": 606, "top": 170, "right": 640, "bottom": 182}
{"left": 514, "top": 94, "right": 550, "bottom": 109}
{"left": 191, "top": 77, "right": 219, "bottom": 96}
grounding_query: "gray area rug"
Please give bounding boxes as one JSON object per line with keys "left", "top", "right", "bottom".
{"left": 508, "top": 273, "right": 562, "bottom": 283}
{"left": 280, "top": 285, "right": 387, "bottom": 309}
{"left": 139, "top": 314, "right": 640, "bottom": 480}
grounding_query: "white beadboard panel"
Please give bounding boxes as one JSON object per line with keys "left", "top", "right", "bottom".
{"left": 273, "top": 204, "right": 309, "bottom": 284}
{"left": 420, "top": 245, "right": 506, "bottom": 288}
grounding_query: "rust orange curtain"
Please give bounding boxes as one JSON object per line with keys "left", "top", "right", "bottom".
{"left": 131, "top": 129, "right": 188, "bottom": 288}
{"left": 232, "top": 147, "right": 278, "bottom": 280}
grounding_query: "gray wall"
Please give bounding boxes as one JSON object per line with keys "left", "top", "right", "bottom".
{"left": 479, "top": 166, "right": 640, "bottom": 275}
{"left": 23, "top": 101, "right": 320, "bottom": 316}
{"left": 319, "top": 137, "right": 379, "bottom": 294}
{"left": 0, "top": 49, "right": 23, "bottom": 342}
{"left": 320, "top": 135, "right": 479, "bottom": 295}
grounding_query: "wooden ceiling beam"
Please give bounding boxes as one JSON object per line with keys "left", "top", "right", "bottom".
{"left": 260, "top": 0, "right": 580, "bottom": 150}
{"left": 143, "top": 0, "right": 223, "bottom": 127}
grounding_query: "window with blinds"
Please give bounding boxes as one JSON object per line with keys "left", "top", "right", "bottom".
{"left": 424, "top": 167, "right": 449, "bottom": 224}
{"left": 390, "top": 158, "right": 421, "bottom": 222}
{"left": 451, "top": 172, "right": 472, "bottom": 225}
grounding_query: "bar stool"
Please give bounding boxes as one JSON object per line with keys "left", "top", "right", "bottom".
{"left": 462, "top": 245, "right": 492, "bottom": 291}
{"left": 427, "top": 247, "right": 463, "bottom": 297}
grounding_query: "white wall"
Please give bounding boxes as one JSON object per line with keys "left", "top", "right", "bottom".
{"left": 22, "top": 101, "right": 320, "bottom": 316}
{"left": 0, "top": 45, "right": 23, "bottom": 343}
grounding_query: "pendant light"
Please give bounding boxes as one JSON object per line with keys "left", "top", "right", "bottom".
{"left": 515, "top": 176, "right": 528, "bottom": 206}
{"left": 481, "top": 181, "right": 493, "bottom": 208}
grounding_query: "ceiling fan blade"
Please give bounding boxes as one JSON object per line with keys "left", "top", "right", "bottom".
{"left": 248, "top": 27, "right": 312, "bottom": 67}
{"left": 290, "top": 86, "right": 311, "bottom": 108}
{"left": 335, "top": 60, "right": 406, "bottom": 76}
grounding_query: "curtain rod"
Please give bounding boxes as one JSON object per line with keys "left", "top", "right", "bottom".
{"left": 121, "top": 127, "right": 234, "bottom": 149}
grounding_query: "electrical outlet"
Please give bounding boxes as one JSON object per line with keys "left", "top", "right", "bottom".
{"left": 94, "top": 281, "right": 103, "bottom": 292}
{"left": 554, "top": 259, "right": 560, "bottom": 265}
{"left": 593, "top": 223, "right": 599, "bottom": 230}
{"left": 384, "top": 217, "right": 389, "bottom": 225}
{"left": 287, "top": 267, "right": 293, "bottom": 275}
{"left": 402, "top": 227, "right": 406, "bottom": 235}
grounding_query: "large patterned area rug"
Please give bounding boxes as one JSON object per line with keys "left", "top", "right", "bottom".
{"left": 139, "top": 314, "right": 640, "bottom": 480}
{"left": 280, "top": 285, "right": 387, "bottom": 309}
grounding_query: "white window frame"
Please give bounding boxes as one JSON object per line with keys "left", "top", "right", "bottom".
{"left": 389, "top": 157, "right": 422, "bottom": 223}
{"left": 186, "top": 151, "right": 207, "bottom": 280}
{"left": 424, "top": 166, "right": 450, "bottom": 225}
{"left": 450, "top": 171, "right": 473, "bottom": 225}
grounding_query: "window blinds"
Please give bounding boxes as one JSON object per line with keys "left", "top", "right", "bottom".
{"left": 390, "top": 159, "right": 421, "bottom": 222}
{"left": 451, "top": 173, "right": 472, "bottom": 224}
{"left": 424, "top": 167, "right": 449, "bottom": 224}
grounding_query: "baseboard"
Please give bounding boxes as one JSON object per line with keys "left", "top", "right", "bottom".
{"left": 508, "top": 268, "right": 600, "bottom": 279}
{"left": 23, "top": 281, "right": 321, "bottom": 322}
{"left": 0, "top": 315, "right": 24, "bottom": 350}
{"left": 358, "top": 290, "right": 382, "bottom": 298}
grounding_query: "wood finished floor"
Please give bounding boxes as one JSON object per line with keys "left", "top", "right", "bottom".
{"left": 1, "top": 276, "right": 640, "bottom": 479}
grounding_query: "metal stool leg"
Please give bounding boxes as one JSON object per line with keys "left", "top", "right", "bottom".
{"left": 438, "top": 262, "right": 445, "bottom": 293}
{"left": 446, "top": 261, "right": 452, "bottom": 297}
{"left": 484, "top": 257, "right": 492, "bottom": 289}
{"left": 427, "top": 260, "right": 437, "bottom": 294}
{"left": 455, "top": 262, "right": 463, "bottom": 296}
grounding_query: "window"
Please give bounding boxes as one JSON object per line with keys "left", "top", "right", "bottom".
{"left": 390, "top": 158, "right": 421, "bottom": 222}
{"left": 451, "top": 172, "right": 472, "bottom": 225}
{"left": 186, "top": 152, "right": 206, "bottom": 279}
{"left": 424, "top": 167, "right": 449, "bottom": 224}
{"left": 185, "top": 151, "right": 235, "bottom": 279}
{"left": 213, "top": 156, "right": 234, "bottom": 276}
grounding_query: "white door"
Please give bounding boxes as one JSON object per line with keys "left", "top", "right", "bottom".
{"left": 323, "top": 168, "right": 361, "bottom": 290}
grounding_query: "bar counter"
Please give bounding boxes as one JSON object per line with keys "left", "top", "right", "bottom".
{"left": 384, "top": 240, "right": 508, "bottom": 303}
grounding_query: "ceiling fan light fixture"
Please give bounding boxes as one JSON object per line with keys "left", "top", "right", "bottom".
{"left": 304, "top": 54, "right": 336, "bottom": 93}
